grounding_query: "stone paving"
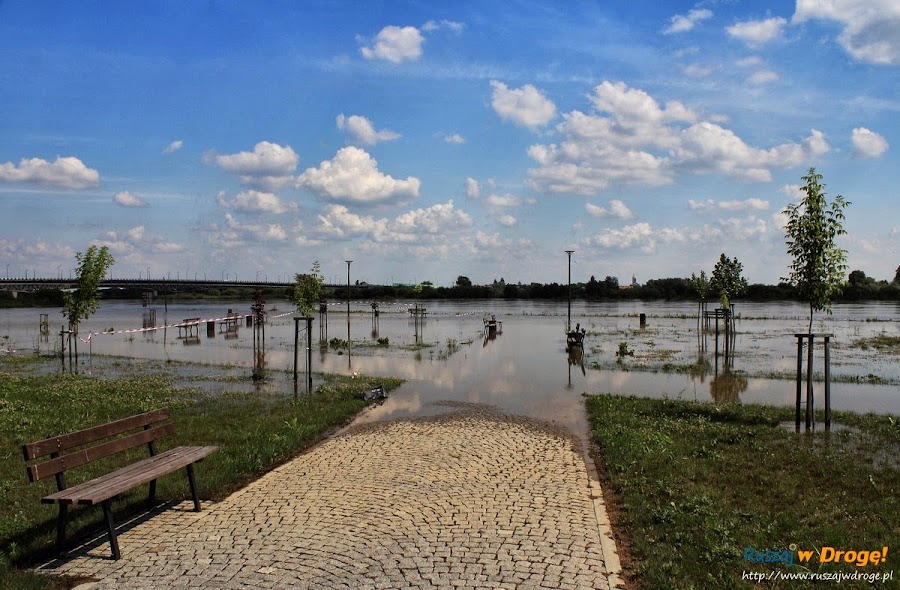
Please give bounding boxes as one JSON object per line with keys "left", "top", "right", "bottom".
{"left": 41, "top": 404, "right": 623, "bottom": 589}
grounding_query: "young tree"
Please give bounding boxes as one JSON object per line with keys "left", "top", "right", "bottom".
{"left": 62, "top": 245, "right": 116, "bottom": 358}
{"left": 690, "top": 270, "right": 711, "bottom": 326}
{"left": 783, "top": 168, "right": 850, "bottom": 333}
{"left": 293, "top": 261, "right": 324, "bottom": 317}
{"left": 710, "top": 254, "right": 748, "bottom": 309}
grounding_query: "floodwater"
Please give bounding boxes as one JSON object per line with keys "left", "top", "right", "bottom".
{"left": 2, "top": 299, "right": 899, "bottom": 437}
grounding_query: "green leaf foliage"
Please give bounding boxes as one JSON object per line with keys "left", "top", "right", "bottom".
{"left": 293, "top": 261, "right": 323, "bottom": 317}
{"left": 61, "top": 245, "right": 115, "bottom": 333}
{"left": 710, "top": 254, "right": 747, "bottom": 309}
{"left": 783, "top": 167, "right": 849, "bottom": 331}
{"left": 690, "top": 270, "right": 710, "bottom": 301}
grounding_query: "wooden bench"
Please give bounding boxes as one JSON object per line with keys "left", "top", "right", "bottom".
{"left": 22, "top": 409, "right": 218, "bottom": 560}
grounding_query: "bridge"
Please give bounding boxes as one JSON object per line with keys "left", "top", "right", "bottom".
{"left": 0, "top": 277, "right": 371, "bottom": 296}
{"left": 0, "top": 278, "right": 304, "bottom": 295}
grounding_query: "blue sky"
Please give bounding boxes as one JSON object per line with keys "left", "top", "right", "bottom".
{"left": 1, "top": 1, "right": 898, "bottom": 287}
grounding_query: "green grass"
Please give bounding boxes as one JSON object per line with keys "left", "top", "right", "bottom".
{"left": 586, "top": 395, "right": 899, "bottom": 589}
{"left": 852, "top": 335, "right": 900, "bottom": 353}
{"left": 0, "top": 359, "right": 402, "bottom": 589}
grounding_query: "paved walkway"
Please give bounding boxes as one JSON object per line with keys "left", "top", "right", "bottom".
{"left": 41, "top": 404, "right": 623, "bottom": 589}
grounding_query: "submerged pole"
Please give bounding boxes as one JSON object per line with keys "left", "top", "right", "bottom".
{"left": 293, "top": 317, "right": 300, "bottom": 383}
{"left": 565, "top": 250, "right": 574, "bottom": 333}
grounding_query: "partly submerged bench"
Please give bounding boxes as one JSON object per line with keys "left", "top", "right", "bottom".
{"left": 22, "top": 409, "right": 218, "bottom": 559}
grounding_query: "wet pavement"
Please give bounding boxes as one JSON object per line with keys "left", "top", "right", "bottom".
{"left": 40, "top": 404, "right": 623, "bottom": 590}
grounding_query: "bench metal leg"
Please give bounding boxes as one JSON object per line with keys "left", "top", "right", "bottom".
{"left": 186, "top": 464, "right": 201, "bottom": 512}
{"left": 101, "top": 500, "right": 121, "bottom": 560}
{"left": 148, "top": 479, "right": 157, "bottom": 508}
{"left": 55, "top": 504, "right": 68, "bottom": 557}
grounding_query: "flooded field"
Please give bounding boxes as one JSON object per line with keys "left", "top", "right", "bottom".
{"left": 2, "top": 299, "right": 899, "bottom": 436}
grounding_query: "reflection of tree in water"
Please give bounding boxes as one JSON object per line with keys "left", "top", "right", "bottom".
{"left": 710, "top": 371, "right": 748, "bottom": 403}
{"left": 689, "top": 353, "right": 712, "bottom": 382}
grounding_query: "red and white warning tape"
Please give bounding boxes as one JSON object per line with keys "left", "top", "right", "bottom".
{"left": 79, "top": 309, "right": 298, "bottom": 343}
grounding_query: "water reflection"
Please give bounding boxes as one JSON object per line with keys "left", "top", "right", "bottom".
{"left": 482, "top": 315, "right": 502, "bottom": 347}
{"left": 2, "top": 299, "right": 898, "bottom": 433}
{"left": 567, "top": 344, "right": 586, "bottom": 387}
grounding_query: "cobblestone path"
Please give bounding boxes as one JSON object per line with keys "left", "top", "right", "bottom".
{"left": 42, "top": 405, "right": 622, "bottom": 589}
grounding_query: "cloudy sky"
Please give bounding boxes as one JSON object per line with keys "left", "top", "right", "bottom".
{"left": 1, "top": 1, "right": 897, "bottom": 286}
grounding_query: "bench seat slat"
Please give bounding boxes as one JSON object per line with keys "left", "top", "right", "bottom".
{"left": 23, "top": 409, "right": 170, "bottom": 460}
{"left": 41, "top": 446, "right": 218, "bottom": 506}
{"left": 26, "top": 424, "right": 175, "bottom": 483}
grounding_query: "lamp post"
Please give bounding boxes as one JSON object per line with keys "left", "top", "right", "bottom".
{"left": 565, "top": 250, "right": 574, "bottom": 332}
{"left": 345, "top": 260, "right": 352, "bottom": 321}
{"left": 346, "top": 260, "right": 353, "bottom": 368}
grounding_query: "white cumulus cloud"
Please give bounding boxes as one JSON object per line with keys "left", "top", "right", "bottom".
{"left": 490, "top": 81, "right": 556, "bottom": 128}
{"left": 583, "top": 222, "right": 685, "bottom": 254}
{"left": 664, "top": 8, "right": 713, "bottom": 34}
{"left": 444, "top": 133, "right": 466, "bottom": 144}
{"left": 296, "top": 146, "right": 420, "bottom": 204}
{"left": 747, "top": 69, "right": 779, "bottom": 84}
{"left": 726, "top": 17, "right": 788, "bottom": 47}
{"left": 163, "top": 140, "right": 183, "bottom": 155}
{"left": 360, "top": 25, "right": 424, "bottom": 63}
{"left": 213, "top": 141, "right": 299, "bottom": 176}
{"left": 466, "top": 177, "right": 480, "bottom": 199}
{"left": 216, "top": 190, "right": 297, "bottom": 214}
{"left": 689, "top": 198, "right": 769, "bottom": 211}
{"left": 114, "top": 191, "right": 147, "bottom": 207}
{"left": 585, "top": 199, "right": 634, "bottom": 220}
{"left": 336, "top": 114, "right": 401, "bottom": 145}
{"left": 210, "top": 141, "right": 300, "bottom": 191}
{"left": 793, "top": 0, "right": 900, "bottom": 65}
{"left": 0, "top": 156, "right": 100, "bottom": 190}
{"left": 224, "top": 213, "right": 287, "bottom": 242}
{"left": 497, "top": 214, "right": 517, "bottom": 227}
{"left": 851, "top": 127, "right": 889, "bottom": 158}
{"left": 484, "top": 194, "right": 522, "bottom": 208}
{"left": 526, "top": 81, "right": 831, "bottom": 195}
{"left": 316, "top": 200, "right": 472, "bottom": 245}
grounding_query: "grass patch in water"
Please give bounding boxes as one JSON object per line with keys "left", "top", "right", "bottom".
{"left": 852, "top": 334, "right": 900, "bottom": 353}
{"left": 587, "top": 395, "right": 899, "bottom": 589}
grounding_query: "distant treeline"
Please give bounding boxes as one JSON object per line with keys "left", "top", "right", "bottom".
{"left": 4, "top": 273, "right": 900, "bottom": 309}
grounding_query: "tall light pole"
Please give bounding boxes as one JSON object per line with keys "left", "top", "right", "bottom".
{"left": 345, "top": 260, "right": 353, "bottom": 322}
{"left": 346, "top": 260, "right": 353, "bottom": 369}
{"left": 565, "top": 250, "right": 574, "bottom": 333}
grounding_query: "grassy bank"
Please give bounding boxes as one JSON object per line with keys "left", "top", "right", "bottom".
{"left": 0, "top": 358, "right": 402, "bottom": 589}
{"left": 587, "top": 395, "right": 899, "bottom": 589}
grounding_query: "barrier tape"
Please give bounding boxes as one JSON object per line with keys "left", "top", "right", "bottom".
{"left": 78, "top": 309, "right": 298, "bottom": 344}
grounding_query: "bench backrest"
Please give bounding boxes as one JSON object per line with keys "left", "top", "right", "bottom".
{"left": 23, "top": 409, "right": 173, "bottom": 483}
